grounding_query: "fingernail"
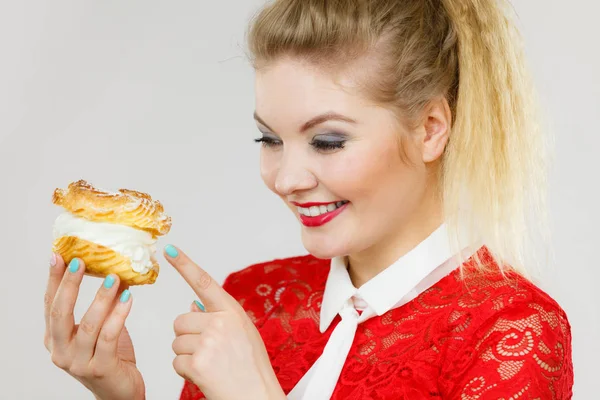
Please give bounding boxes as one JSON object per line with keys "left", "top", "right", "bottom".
{"left": 120, "top": 289, "right": 131, "bottom": 303}
{"left": 194, "top": 300, "right": 206, "bottom": 312}
{"left": 68, "top": 258, "right": 80, "bottom": 273}
{"left": 49, "top": 253, "right": 57, "bottom": 267}
{"left": 103, "top": 275, "right": 115, "bottom": 289}
{"left": 165, "top": 244, "right": 179, "bottom": 258}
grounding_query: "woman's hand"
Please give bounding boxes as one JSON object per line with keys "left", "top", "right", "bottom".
{"left": 44, "top": 253, "right": 145, "bottom": 400}
{"left": 165, "top": 245, "right": 285, "bottom": 400}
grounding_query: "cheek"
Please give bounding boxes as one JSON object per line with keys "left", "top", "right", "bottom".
{"left": 321, "top": 143, "right": 411, "bottom": 199}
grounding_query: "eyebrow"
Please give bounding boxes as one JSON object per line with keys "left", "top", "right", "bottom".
{"left": 253, "top": 111, "right": 357, "bottom": 133}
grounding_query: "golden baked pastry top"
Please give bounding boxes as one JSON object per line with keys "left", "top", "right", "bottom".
{"left": 52, "top": 179, "right": 172, "bottom": 237}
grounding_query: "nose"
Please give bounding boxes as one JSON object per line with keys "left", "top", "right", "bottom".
{"left": 274, "top": 151, "right": 317, "bottom": 196}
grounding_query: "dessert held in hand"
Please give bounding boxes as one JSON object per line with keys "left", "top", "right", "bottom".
{"left": 51, "top": 179, "right": 171, "bottom": 285}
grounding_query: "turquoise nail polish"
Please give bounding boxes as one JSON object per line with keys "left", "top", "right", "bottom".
{"left": 120, "top": 289, "right": 131, "bottom": 303}
{"left": 104, "top": 275, "right": 115, "bottom": 289}
{"left": 194, "top": 300, "right": 206, "bottom": 312}
{"left": 165, "top": 244, "right": 179, "bottom": 258}
{"left": 68, "top": 259, "right": 80, "bottom": 273}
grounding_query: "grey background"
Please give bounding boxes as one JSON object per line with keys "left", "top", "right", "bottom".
{"left": 1, "top": 0, "right": 597, "bottom": 398}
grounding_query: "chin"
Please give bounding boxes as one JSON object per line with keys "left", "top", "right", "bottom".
{"left": 300, "top": 229, "right": 351, "bottom": 260}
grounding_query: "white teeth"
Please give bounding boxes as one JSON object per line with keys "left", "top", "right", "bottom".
{"left": 296, "top": 201, "right": 348, "bottom": 218}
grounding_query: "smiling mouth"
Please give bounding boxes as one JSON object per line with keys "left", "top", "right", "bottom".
{"left": 296, "top": 201, "right": 349, "bottom": 217}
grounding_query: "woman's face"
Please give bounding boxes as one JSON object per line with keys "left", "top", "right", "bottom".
{"left": 254, "top": 58, "right": 448, "bottom": 260}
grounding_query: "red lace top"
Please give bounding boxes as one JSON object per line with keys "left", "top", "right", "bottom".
{"left": 179, "top": 248, "right": 573, "bottom": 399}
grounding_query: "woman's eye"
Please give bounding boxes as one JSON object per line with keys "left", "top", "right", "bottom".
{"left": 254, "top": 133, "right": 347, "bottom": 151}
{"left": 310, "top": 134, "right": 346, "bottom": 151}
{"left": 254, "top": 135, "right": 282, "bottom": 148}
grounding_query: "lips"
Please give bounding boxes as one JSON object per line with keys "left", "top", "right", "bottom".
{"left": 291, "top": 200, "right": 349, "bottom": 227}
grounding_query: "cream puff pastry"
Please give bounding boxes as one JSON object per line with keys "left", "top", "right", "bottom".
{"left": 51, "top": 180, "right": 171, "bottom": 285}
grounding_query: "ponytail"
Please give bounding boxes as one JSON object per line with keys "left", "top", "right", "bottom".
{"left": 440, "top": 0, "right": 549, "bottom": 276}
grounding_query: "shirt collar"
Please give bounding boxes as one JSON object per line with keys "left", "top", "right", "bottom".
{"left": 319, "top": 222, "right": 478, "bottom": 333}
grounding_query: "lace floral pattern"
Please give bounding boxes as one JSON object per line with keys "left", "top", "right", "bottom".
{"left": 180, "top": 248, "right": 573, "bottom": 399}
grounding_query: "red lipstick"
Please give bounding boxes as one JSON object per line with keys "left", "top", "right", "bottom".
{"left": 291, "top": 201, "right": 349, "bottom": 227}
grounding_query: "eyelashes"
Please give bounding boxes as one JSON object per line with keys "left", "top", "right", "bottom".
{"left": 311, "top": 139, "right": 345, "bottom": 151}
{"left": 253, "top": 136, "right": 281, "bottom": 148}
{"left": 254, "top": 135, "right": 346, "bottom": 151}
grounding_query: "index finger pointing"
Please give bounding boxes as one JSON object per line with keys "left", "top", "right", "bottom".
{"left": 163, "top": 245, "right": 232, "bottom": 311}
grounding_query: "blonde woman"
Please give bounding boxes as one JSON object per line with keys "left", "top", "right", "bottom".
{"left": 44, "top": 0, "right": 573, "bottom": 398}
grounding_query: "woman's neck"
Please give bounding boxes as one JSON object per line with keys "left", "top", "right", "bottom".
{"left": 346, "top": 197, "right": 444, "bottom": 288}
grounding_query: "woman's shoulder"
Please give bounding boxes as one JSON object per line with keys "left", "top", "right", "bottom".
{"left": 436, "top": 262, "right": 573, "bottom": 398}
{"left": 433, "top": 255, "right": 572, "bottom": 342}
{"left": 452, "top": 262, "right": 570, "bottom": 324}
{"left": 427, "top": 247, "right": 570, "bottom": 324}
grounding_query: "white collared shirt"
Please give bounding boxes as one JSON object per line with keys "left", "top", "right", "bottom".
{"left": 287, "top": 222, "right": 479, "bottom": 400}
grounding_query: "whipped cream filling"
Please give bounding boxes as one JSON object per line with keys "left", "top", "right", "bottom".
{"left": 53, "top": 212, "right": 157, "bottom": 275}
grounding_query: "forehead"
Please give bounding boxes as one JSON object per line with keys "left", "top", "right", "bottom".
{"left": 254, "top": 58, "right": 373, "bottom": 125}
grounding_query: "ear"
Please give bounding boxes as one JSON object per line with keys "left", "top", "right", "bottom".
{"left": 420, "top": 96, "right": 452, "bottom": 163}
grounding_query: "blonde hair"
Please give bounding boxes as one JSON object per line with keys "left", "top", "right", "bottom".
{"left": 246, "top": 0, "right": 551, "bottom": 277}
